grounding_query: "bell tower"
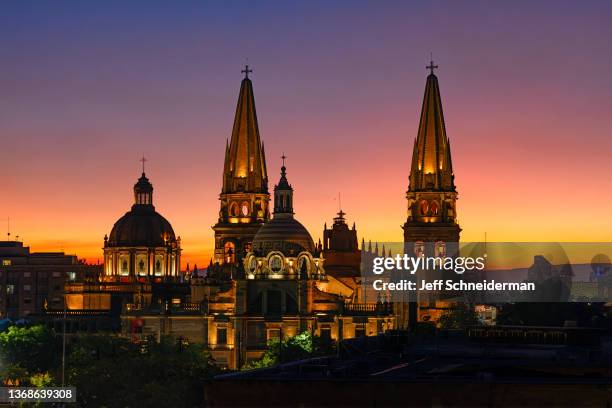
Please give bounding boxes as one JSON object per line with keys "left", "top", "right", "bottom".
{"left": 403, "top": 60, "right": 460, "bottom": 246}
{"left": 401, "top": 61, "right": 461, "bottom": 328}
{"left": 213, "top": 66, "right": 270, "bottom": 264}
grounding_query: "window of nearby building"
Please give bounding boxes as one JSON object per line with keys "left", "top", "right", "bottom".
{"left": 6, "top": 284, "right": 15, "bottom": 295}
{"left": 24, "top": 298, "right": 31, "bottom": 304}
{"left": 216, "top": 327, "right": 227, "bottom": 346}
{"left": 23, "top": 285, "right": 31, "bottom": 291}
{"left": 24, "top": 272, "right": 31, "bottom": 278}
{"left": 67, "top": 272, "right": 76, "bottom": 281}
{"left": 2, "top": 259, "right": 11, "bottom": 266}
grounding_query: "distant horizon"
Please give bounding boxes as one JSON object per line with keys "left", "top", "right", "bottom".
{"left": 2, "top": 1, "right": 612, "bottom": 267}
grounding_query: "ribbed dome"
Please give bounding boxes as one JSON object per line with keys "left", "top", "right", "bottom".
{"left": 107, "top": 206, "right": 175, "bottom": 247}
{"left": 252, "top": 216, "right": 314, "bottom": 255}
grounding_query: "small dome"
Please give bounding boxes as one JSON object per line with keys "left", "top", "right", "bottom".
{"left": 252, "top": 216, "right": 314, "bottom": 255}
{"left": 107, "top": 206, "right": 175, "bottom": 247}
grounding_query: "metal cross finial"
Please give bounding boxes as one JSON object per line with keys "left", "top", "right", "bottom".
{"left": 426, "top": 55, "right": 438, "bottom": 75}
{"left": 281, "top": 154, "right": 286, "bottom": 167}
{"left": 140, "top": 155, "right": 147, "bottom": 174}
{"left": 242, "top": 64, "right": 253, "bottom": 79}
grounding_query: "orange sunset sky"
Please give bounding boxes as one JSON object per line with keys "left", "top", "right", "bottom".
{"left": 2, "top": 2, "right": 612, "bottom": 268}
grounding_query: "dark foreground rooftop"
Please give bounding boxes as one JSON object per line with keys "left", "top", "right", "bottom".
{"left": 205, "top": 330, "right": 612, "bottom": 407}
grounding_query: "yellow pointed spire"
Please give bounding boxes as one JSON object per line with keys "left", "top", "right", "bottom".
{"left": 223, "top": 68, "right": 268, "bottom": 193}
{"left": 409, "top": 61, "right": 455, "bottom": 192}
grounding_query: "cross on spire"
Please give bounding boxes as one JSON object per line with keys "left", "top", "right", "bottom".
{"left": 140, "top": 155, "right": 147, "bottom": 174}
{"left": 426, "top": 56, "right": 438, "bottom": 75}
{"left": 241, "top": 64, "right": 253, "bottom": 79}
{"left": 281, "top": 153, "right": 286, "bottom": 167}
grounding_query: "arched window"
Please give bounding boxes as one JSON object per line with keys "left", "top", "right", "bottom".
{"left": 224, "top": 242, "right": 236, "bottom": 264}
{"left": 270, "top": 255, "right": 282, "bottom": 273}
{"left": 414, "top": 241, "right": 425, "bottom": 258}
{"left": 248, "top": 256, "right": 257, "bottom": 272}
{"left": 230, "top": 202, "right": 239, "bottom": 217}
{"left": 435, "top": 241, "right": 446, "bottom": 258}
{"left": 419, "top": 200, "right": 429, "bottom": 216}
{"left": 430, "top": 201, "right": 439, "bottom": 216}
{"left": 241, "top": 202, "right": 250, "bottom": 216}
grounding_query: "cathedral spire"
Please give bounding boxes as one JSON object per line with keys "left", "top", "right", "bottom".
{"left": 222, "top": 69, "right": 268, "bottom": 193}
{"left": 408, "top": 60, "right": 455, "bottom": 192}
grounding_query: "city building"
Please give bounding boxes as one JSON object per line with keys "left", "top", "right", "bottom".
{"left": 121, "top": 70, "right": 396, "bottom": 369}
{"left": 0, "top": 241, "right": 100, "bottom": 319}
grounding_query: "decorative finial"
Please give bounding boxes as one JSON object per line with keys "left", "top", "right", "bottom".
{"left": 426, "top": 54, "right": 438, "bottom": 75}
{"left": 241, "top": 64, "right": 253, "bottom": 79}
{"left": 140, "top": 155, "right": 147, "bottom": 174}
{"left": 280, "top": 154, "right": 287, "bottom": 176}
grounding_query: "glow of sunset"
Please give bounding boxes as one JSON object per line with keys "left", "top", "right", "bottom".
{"left": 2, "top": 2, "right": 612, "bottom": 268}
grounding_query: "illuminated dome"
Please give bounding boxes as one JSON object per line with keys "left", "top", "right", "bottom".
{"left": 108, "top": 206, "right": 175, "bottom": 247}
{"left": 103, "top": 168, "right": 181, "bottom": 281}
{"left": 106, "top": 172, "right": 177, "bottom": 247}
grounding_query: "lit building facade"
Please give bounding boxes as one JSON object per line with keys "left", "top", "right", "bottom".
{"left": 0, "top": 241, "right": 100, "bottom": 319}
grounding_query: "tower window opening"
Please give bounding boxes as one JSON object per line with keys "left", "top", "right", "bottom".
{"left": 430, "top": 201, "right": 439, "bottom": 216}
{"left": 241, "top": 202, "right": 249, "bottom": 216}
{"left": 224, "top": 242, "right": 236, "bottom": 264}
{"left": 419, "top": 200, "right": 429, "bottom": 216}
{"left": 230, "top": 202, "right": 239, "bottom": 217}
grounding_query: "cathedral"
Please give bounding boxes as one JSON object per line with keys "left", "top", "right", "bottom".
{"left": 120, "top": 68, "right": 395, "bottom": 369}
{"left": 55, "top": 60, "right": 466, "bottom": 361}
